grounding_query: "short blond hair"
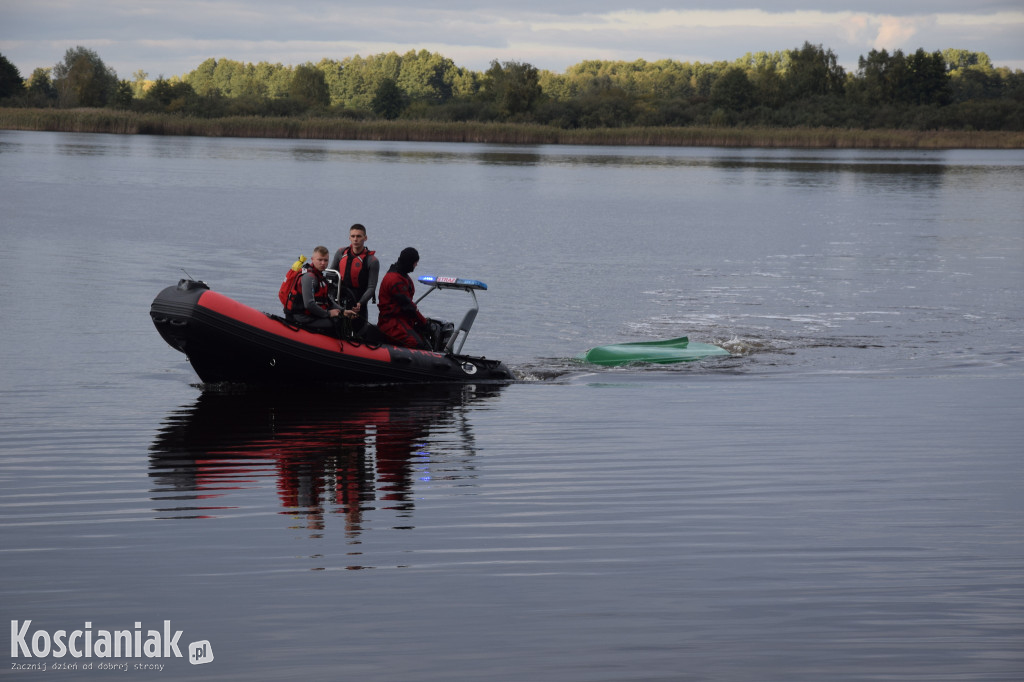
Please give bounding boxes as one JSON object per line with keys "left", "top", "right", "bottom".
{"left": 313, "top": 245, "right": 329, "bottom": 256}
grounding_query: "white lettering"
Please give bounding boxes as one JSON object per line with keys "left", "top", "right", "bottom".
{"left": 95, "top": 629, "right": 111, "bottom": 658}
{"left": 9, "top": 620, "right": 189, "bottom": 660}
{"left": 11, "top": 620, "right": 30, "bottom": 657}
{"left": 143, "top": 630, "right": 160, "bottom": 657}
{"left": 113, "top": 629, "right": 131, "bottom": 657}
{"left": 31, "top": 630, "right": 50, "bottom": 658}
{"left": 52, "top": 630, "right": 67, "bottom": 658}
{"left": 69, "top": 630, "right": 83, "bottom": 657}
{"left": 163, "top": 620, "right": 182, "bottom": 658}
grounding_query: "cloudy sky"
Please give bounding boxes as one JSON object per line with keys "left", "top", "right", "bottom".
{"left": 2, "top": 0, "right": 1022, "bottom": 80}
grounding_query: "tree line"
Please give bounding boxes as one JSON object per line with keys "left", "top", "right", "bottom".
{"left": 1, "top": 43, "right": 1022, "bottom": 131}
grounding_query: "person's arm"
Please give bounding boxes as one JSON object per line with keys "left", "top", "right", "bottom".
{"left": 394, "top": 278, "right": 428, "bottom": 327}
{"left": 329, "top": 249, "right": 342, "bottom": 272}
{"left": 301, "top": 273, "right": 331, "bottom": 318}
{"left": 358, "top": 257, "right": 380, "bottom": 309}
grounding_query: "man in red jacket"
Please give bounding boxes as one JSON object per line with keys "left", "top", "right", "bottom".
{"left": 377, "top": 247, "right": 431, "bottom": 350}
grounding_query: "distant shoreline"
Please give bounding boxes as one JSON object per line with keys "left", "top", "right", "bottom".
{"left": 2, "top": 108, "right": 1022, "bottom": 149}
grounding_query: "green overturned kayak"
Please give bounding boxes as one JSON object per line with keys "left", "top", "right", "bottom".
{"left": 577, "top": 337, "right": 729, "bottom": 366}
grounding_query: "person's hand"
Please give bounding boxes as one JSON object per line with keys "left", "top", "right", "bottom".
{"left": 343, "top": 309, "right": 357, "bottom": 319}
{"left": 329, "top": 309, "right": 341, "bottom": 318}
{"left": 353, "top": 303, "right": 361, "bottom": 313}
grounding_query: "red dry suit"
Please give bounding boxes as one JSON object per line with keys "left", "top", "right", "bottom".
{"left": 377, "top": 268, "right": 430, "bottom": 350}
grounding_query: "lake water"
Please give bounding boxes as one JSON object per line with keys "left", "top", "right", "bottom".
{"left": 1, "top": 130, "right": 1022, "bottom": 680}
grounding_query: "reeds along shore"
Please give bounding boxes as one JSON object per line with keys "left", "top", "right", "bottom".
{"left": 2, "top": 107, "right": 1022, "bottom": 149}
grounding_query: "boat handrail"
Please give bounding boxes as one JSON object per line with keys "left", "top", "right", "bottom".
{"left": 415, "top": 275, "right": 485, "bottom": 355}
{"left": 324, "top": 268, "right": 343, "bottom": 303}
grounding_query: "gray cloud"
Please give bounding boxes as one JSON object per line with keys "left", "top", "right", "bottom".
{"left": 2, "top": 0, "right": 1021, "bottom": 79}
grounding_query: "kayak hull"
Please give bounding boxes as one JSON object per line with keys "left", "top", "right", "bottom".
{"left": 578, "top": 337, "right": 729, "bottom": 366}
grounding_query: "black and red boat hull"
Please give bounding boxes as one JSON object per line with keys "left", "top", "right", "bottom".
{"left": 150, "top": 280, "right": 513, "bottom": 385}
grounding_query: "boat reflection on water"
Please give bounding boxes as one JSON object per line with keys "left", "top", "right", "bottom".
{"left": 149, "top": 383, "right": 503, "bottom": 536}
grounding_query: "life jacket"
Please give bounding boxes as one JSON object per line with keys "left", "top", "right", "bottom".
{"left": 334, "top": 247, "right": 376, "bottom": 301}
{"left": 282, "top": 263, "right": 330, "bottom": 315}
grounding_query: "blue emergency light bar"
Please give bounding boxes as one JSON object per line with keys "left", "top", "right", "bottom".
{"left": 418, "top": 275, "right": 488, "bottom": 291}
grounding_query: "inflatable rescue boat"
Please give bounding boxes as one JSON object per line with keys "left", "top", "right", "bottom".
{"left": 151, "top": 274, "right": 512, "bottom": 385}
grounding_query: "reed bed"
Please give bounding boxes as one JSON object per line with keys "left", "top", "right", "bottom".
{"left": 2, "top": 107, "right": 1022, "bottom": 149}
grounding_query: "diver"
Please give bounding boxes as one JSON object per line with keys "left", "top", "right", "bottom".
{"left": 377, "top": 247, "right": 432, "bottom": 350}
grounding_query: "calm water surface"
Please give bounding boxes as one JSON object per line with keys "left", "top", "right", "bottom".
{"left": 1, "top": 131, "right": 1022, "bottom": 680}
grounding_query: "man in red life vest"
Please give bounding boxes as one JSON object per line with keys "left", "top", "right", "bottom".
{"left": 286, "top": 246, "right": 356, "bottom": 332}
{"left": 329, "top": 224, "right": 379, "bottom": 324}
{"left": 377, "top": 247, "right": 432, "bottom": 350}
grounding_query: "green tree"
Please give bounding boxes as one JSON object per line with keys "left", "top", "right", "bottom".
{"left": 0, "top": 53, "right": 24, "bottom": 100}
{"left": 710, "top": 67, "right": 755, "bottom": 110}
{"left": 481, "top": 60, "right": 542, "bottom": 119}
{"left": 737, "top": 51, "right": 785, "bottom": 72}
{"left": 950, "top": 67, "right": 1003, "bottom": 101}
{"left": 571, "top": 75, "right": 638, "bottom": 127}
{"left": 330, "top": 53, "right": 401, "bottom": 110}
{"left": 906, "top": 49, "right": 951, "bottom": 105}
{"left": 316, "top": 58, "right": 346, "bottom": 105}
{"left": 185, "top": 58, "right": 219, "bottom": 95}
{"left": 852, "top": 47, "right": 953, "bottom": 107}
{"left": 449, "top": 66, "right": 479, "bottom": 99}
{"left": 942, "top": 49, "right": 992, "bottom": 73}
{"left": 998, "top": 68, "right": 1024, "bottom": 102}
{"left": 942, "top": 49, "right": 1002, "bottom": 102}
{"left": 748, "top": 61, "right": 786, "bottom": 108}
{"left": 143, "top": 77, "right": 198, "bottom": 112}
{"left": 111, "top": 80, "right": 133, "bottom": 108}
{"left": 691, "top": 62, "right": 726, "bottom": 97}
{"left": 208, "top": 59, "right": 259, "bottom": 98}
{"left": 537, "top": 69, "right": 574, "bottom": 101}
{"left": 289, "top": 63, "right": 330, "bottom": 109}
{"left": 396, "top": 50, "right": 457, "bottom": 104}
{"left": 255, "top": 61, "right": 291, "bottom": 99}
{"left": 853, "top": 48, "right": 907, "bottom": 105}
{"left": 24, "top": 68, "right": 57, "bottom": 105}
{"left": 783, "top": 42, "right": 845, "bottom": 99}
{"left": 131, "top": 69, "right": 149, "bottom": 99}
{"left": 371, "top": 77, "right": 407, "bottom": 119}
{"left": 52, "top": 46, "right": 119, "bottom": 107}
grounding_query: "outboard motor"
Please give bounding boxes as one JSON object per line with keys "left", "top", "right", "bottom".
{"left": 424, "top": 319, "right": 455, "bottom": 352}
